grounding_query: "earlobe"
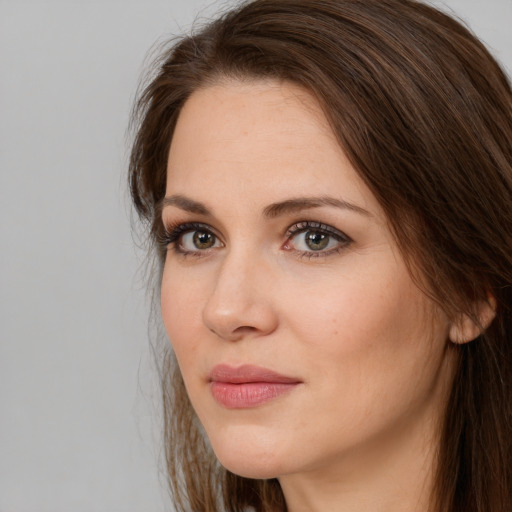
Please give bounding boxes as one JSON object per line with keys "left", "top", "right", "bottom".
{"left": 448, "top": 296, "right": 497, "bottom": 344}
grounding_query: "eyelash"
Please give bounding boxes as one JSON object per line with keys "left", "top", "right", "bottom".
{"left": 160, "top": 220, "right": 352, "bottom": 258}
{"left": 284, "top": 221, "right": 352, "bottom": 259}
{"left": 159, "top": 222, "right": 218, "bottom": 257}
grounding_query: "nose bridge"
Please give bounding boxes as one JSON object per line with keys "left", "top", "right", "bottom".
{"left": 202, "top": 244, "right": 277, "bottom": 341}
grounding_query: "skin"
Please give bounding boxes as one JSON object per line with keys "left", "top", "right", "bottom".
{"left": 160, "top": 79, "right": 458, "bottom": 512}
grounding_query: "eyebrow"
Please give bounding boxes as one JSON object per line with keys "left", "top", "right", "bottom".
{"left": 263, "top": 196, "right": 371, "bottom": 218}
{"left": 160, "top": 194, "right": 371, "bottom": 218}
{"left": 160, "top": 195, "right": 211, "bottom": 215}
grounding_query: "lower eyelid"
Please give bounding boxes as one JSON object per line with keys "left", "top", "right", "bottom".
{"left": 297, "top": 246, "right": 346, "bottom": 259}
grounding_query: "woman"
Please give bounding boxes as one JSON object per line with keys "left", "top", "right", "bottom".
{"left": 129, "top": 0, "right": 512, "bottom": 510}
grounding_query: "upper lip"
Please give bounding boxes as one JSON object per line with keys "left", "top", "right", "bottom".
{"left": 209, "top": 364, "right": 301, "bottom": 384}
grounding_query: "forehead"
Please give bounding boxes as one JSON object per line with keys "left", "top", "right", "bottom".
{"left": 166, "top": 79, "right": 380, "bottom": 217}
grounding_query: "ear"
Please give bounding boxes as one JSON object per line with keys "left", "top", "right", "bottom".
{"left": 448, "top": 296, "right": 497, "bottom": 344}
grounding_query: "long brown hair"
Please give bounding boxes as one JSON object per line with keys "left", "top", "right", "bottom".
{"left": 128, "top": 0, "right": 512, "bottom": 510}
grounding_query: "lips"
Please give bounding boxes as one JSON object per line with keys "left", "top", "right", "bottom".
{"left": 208, "top": 364, "right": 302, "bottom": 409}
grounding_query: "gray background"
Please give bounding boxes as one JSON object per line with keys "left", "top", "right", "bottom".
{"left": 1, "top": 1, "right": 510, "bottom": 511}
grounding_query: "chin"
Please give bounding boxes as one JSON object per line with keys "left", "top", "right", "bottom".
{"left": 216, "top": 453, "right": 284, "bottom": 480}
{"left": 206, "top": 426, "right": 291, "bottom": 480}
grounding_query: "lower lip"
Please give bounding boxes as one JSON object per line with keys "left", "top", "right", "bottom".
{"left": 210, "top": 382, "right": 299, "bottom": 409}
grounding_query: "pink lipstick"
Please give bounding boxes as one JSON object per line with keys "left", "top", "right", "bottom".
{"left": 208, "top": 364, "right": 301, "bottom": 409}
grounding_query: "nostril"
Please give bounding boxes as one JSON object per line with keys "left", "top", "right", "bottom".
{"left": 207, "top": 323, "right": 264, "bottom": 341}
{"left": 233, "top": 325, "right": 258, "bottom": 335}
{"left": 207, "top": 325, "right": 257, "bottom": 340}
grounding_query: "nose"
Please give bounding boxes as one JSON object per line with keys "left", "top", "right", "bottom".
{"left": 202, "top": 250, "right": 279, "bottom": 342}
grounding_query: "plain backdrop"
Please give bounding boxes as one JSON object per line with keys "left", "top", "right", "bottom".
{"left": 0, "top": 1, "right": 510, "bottom": 511}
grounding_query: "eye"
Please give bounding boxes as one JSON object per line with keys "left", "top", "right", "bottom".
{"left": 161, "top": 222, "right": 223, "bottom": 255}
{"left": 284, "top": 221, "right": 352, "bottom": 256}
{"left": 181, "top": 229, "right": 220, "bottom": 251}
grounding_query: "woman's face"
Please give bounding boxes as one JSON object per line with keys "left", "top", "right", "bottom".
{"left": 161, "top": 80, "right": 455, "bottom": 482}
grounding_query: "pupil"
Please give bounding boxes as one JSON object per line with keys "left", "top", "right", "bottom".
{"left": 306, "top": 231, "right": 328, "bottom": 250}
{"left": 193, "top": 231, "right": 214, "bottom": 249}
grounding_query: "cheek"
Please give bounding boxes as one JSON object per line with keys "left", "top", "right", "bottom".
{"left": 160, "top": 264, "right": 204, "bottom": 363}
{"left": 284, "top": 262, "right": 417, "bottom": 353}
{"left": 276, "top": 267, "right": 451, "bottom": 454}
{"left": 282, "top": 258, "right": 448, "bottom": 397}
